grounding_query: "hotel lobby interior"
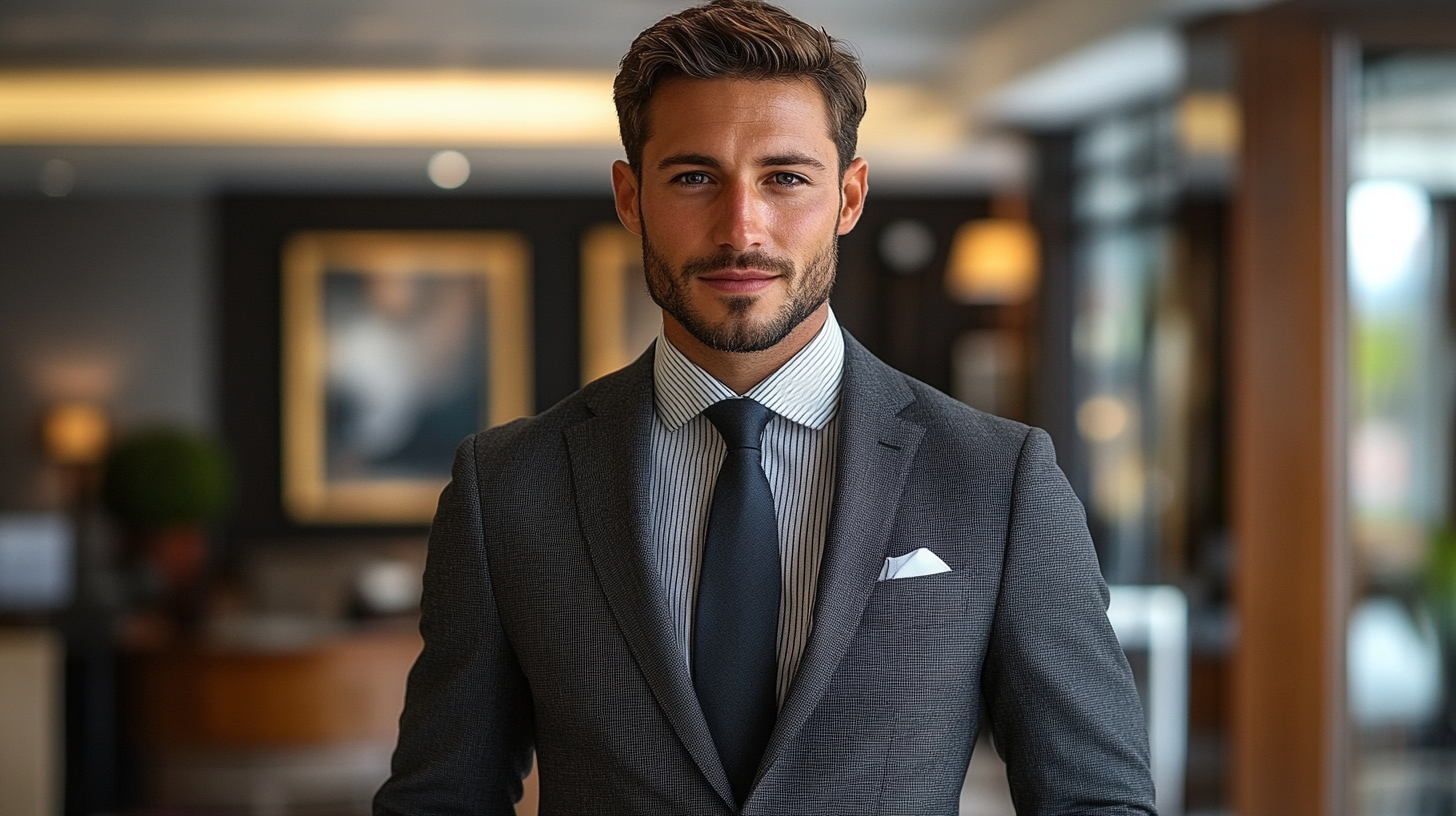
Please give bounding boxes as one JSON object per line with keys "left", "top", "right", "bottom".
{"left": 2, "top": 0, "right": 1456, "bottom": 814}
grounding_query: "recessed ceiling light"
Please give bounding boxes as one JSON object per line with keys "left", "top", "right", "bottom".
{"left": 39, "top": 159, "right": 75, "bottom": 197}
{"left": 878, "top": 218, "right": 936, "bottom": 274}
{"left": 428, "top": 150, "right": 470, "bottom": 189}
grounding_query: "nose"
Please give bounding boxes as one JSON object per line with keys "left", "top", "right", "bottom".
{"left": 712, "top": 179, "right": 768, "bottom": 252}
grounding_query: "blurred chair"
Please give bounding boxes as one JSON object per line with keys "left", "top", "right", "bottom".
{"left": 0, "top": 628, "right": 62, "bottom": 816}
{"left": 1107, "top": 585, "right": 1190, "bottom": 816}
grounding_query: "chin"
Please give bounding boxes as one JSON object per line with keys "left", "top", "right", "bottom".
{"left": 681, "top": 299, "right": 816, "bottom": 354}
{"left": 641, "top": 228, "right": 835, "bottom": 355}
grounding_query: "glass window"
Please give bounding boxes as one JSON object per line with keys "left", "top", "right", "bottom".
{"left": 1347, "top": 51, "right": 1456, "bottom": 814}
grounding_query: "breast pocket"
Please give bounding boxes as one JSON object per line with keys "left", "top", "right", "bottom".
{"left": 860, "top": 568, "right": 978, "bottom": 631}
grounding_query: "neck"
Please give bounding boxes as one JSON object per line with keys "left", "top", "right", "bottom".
{"left": 662, "top": 304, "right": 830, "bottom": 395}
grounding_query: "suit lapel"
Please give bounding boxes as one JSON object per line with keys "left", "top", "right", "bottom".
{"left": 753, "top": 335, "right": 926, "bottom": 788}
{"left": 563, "top": 349, "right": 737, "bottom": 809}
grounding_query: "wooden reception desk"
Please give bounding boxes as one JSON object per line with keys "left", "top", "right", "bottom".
{"left": 129, "top": 624, "right": 422, "bottom": 813}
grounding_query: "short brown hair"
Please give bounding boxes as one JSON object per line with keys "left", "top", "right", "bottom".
{"left": 613, "top": 0, "right": 867, "bottom": 175}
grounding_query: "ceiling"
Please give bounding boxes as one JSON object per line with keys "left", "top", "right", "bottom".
{"left": 0, "top": 0, "right": 1238, "bottom": 197}
{"left": 0, "top": 0, "right": 1017, "bottom": 81}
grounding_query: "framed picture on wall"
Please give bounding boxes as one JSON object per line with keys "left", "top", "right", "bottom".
{"left": 580, "top": 223, "right": 659, "bottom": 384}
{"left": 281, "top": 230, "right": 532, "bottom": 524}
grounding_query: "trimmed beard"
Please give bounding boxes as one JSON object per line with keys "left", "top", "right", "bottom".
{"left": 640, "top": 224, "right": 838, "bottom": 354}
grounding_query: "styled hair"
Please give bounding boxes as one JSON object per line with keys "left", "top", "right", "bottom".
{"left": 613, "top": 0, "right": 867, "bottom": 175}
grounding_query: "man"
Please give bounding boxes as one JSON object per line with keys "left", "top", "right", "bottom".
{"left": 376, "top": 1, "right": 1155, "bottom": 814}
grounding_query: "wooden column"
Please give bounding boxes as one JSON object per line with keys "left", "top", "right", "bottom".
{"left": 1230, "top": 5, "right": 1346, "bottom": 816}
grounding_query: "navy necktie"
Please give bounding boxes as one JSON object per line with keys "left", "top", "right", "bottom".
{"left": 695, "top": 397, "right": 780, "bottom": 805}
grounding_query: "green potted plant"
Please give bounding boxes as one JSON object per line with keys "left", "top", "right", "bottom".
{"left": 1426, "top": 524, "right": 1456, "bottom": 742}
{"left": 102, "top": 426, "right": 233, "bottom": 622}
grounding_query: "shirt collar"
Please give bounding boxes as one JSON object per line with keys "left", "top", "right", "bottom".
{"left": 653, "top": 308, "right": 845, "bottom": 432}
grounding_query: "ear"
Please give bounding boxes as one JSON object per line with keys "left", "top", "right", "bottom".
{"left": 836, "top": 157, "right": 869, "bottom": 236}
{"left": 612, "top": 160, "right": 643, "bottom": 236}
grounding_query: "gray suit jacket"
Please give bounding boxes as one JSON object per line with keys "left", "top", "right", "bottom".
{"left": 375, "top": 331, "right": 1155, "bottom": 816}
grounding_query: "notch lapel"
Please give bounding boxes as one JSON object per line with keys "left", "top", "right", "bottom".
{"left": 752, "top": 335, "right": 926, "bottom": 790}
{"left": 563, "top": 350, "right": 737, "bottom": 809}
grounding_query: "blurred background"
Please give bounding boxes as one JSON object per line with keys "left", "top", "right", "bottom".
{"left": 0, "top": 0, "right": 1453, "bottom": 814}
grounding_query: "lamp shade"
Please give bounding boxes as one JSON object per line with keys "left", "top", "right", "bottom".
{"left": 944, "top": 218, "right": 1039, "bottom": 304}
{"left": 40, "top": 402, "right": 110, "bottom": 465}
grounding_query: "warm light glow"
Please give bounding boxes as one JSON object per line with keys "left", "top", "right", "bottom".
{"left": 0, "top": 70, "right": 973, "bottom": 155}
{"left": 860, "top": 84, "right": 965, "bottom": 151}
{"left": 0, "top": 70, "right": 621, "bottom": 146}
{"left": 944, "top": 218, "right": 1039, "bottom": 304}
{"left": 41, "top": 402, "right": 110, "bottom": 465}
{"left": 1078, "top": 396, "right": 1129, "bottom": 443}
{"left": 1178, "top": 92, "right": 1240, "bottom": 158}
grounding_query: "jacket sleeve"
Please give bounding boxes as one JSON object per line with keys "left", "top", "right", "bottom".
{"left": 375, "top": 435, "right": 535, "bottom": 816}
{"left": 979, "top": 427, "right": 1157, "bottom": 815}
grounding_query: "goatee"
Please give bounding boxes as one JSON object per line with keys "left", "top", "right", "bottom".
{"left": 641, "top": 231, "right": 837, "bottom": 354}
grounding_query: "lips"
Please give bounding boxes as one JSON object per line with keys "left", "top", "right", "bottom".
{"left": 697, "top": 269, "right": 779, "bottom": 294}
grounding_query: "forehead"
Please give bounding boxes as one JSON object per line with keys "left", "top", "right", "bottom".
{"left": 641, "top": 77, "right": 834, "bottom": 159}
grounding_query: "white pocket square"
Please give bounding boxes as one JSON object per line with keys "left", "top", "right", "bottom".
{"left": 877, "top": 547, "right": 952, "bottom": 581}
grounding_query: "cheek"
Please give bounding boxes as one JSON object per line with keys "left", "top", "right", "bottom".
{"left": 639, "top": 207, "right": 687, "bottom": 250}
{"left": 776, "top": 191, "right": 842, "bottom": 237}
{"left": 774, "top": 211, "right": 840, "bottom": 256}
{"left": 641, "top": 200, "right": 703, "bottom": 245}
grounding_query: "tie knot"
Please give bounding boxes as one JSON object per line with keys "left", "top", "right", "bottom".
{"left": 703, "top": 398, "right": 773, "bottom": 450}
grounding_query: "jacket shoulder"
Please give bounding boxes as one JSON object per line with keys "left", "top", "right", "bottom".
{"left": 466, "top": 346, "right": 653, "bottom": 457}
{"left": 842, "top": 330, "right": 1034, "bottom": 455}
{"left": 903, "top": 375, "right": 1032, "bottom": 449}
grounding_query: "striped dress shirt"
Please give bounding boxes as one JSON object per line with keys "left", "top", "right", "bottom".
{"left": 650, "top": 310, "right": 844, "bottom": 706}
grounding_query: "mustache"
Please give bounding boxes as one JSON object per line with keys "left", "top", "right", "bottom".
{"left": 680, "top": 248, "right": 795, "bottom": 279}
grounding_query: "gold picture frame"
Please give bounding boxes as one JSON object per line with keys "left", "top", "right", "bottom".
{"left": 282, "top": 230, "right": 532, "bottom": 524}
{"left": 580, "top": 223, "right": 660, "bottom": 384}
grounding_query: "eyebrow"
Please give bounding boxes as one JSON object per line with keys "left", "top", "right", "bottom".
{"left": 758, "top": 153, "right": 827, "bottom": 171}
{"left": 655, "top": 152, "right": 828, "bottom": 172}
{"left": 657, "top": 153, "right": 720, "bottom": 170}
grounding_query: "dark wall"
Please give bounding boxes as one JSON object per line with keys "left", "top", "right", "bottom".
{"left": 836, "top": 195, "right": 994, "bottom": 391}
{"left": 0, "top": 197, "right": 212, "bottom": 511}
{"left": 217, "top": 194, "right": 991, "bottom": 550}
{"left": 1027, "top": 133, "right": 1080, "bottom": 486}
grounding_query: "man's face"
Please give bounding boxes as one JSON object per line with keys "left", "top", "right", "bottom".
{"left": 612, "top": 77, "right": 868, "bottom": 353}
